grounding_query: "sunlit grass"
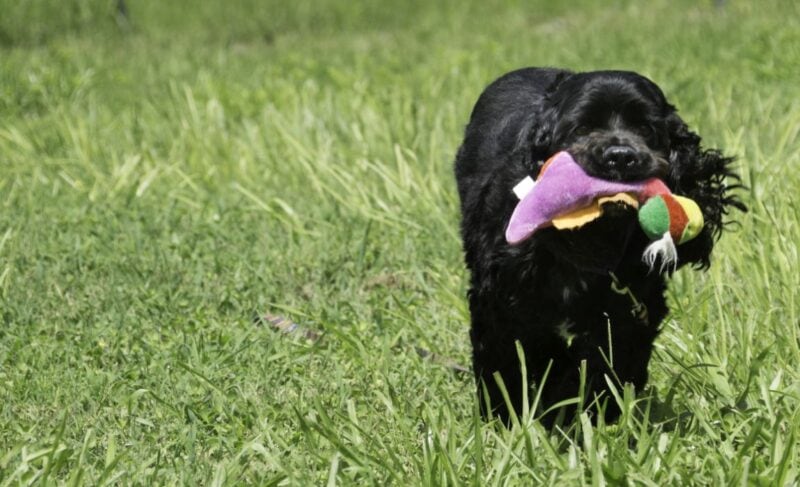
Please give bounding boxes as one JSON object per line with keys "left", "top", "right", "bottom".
{"left": 1, "top": 0, "right": 799, "bottom": 484}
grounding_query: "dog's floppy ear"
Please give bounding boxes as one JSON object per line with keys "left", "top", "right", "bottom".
{"left": 511, "top": 107, "right": 556, "bottom": 175}
{"left": 515, "top": 73, "right": 570, "bottom": 172}
{"left": 531, "top": 105, "right": 558, "bottom": 154}
{"left": 666, "top": 111, "right": 746, "bottom": 268}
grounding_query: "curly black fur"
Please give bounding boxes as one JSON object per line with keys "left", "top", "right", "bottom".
{"left": 454, "top": 68, "right": 745, "bottom": 427}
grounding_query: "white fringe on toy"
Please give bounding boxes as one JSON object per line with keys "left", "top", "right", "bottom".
{"left": 642, "top": 232, "right": 678, "bottom": 273}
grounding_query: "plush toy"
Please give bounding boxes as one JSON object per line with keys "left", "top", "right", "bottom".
{"left": 507, "top": 151, "right": 703, "bottom": 271}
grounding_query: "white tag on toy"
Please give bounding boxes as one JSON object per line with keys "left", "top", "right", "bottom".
{"left": 512, "top": 176, "right": 536, "bottom": 200}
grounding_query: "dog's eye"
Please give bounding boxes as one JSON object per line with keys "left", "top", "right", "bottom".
{"left": 574, "top": 125, "right": 591, "bottom": 136}
{"left": 637, "top": 124, "right": 653, "bottom": 137}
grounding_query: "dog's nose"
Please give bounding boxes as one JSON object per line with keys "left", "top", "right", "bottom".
{"left": 601, "top": 145, "right": 639, "bottom": 170}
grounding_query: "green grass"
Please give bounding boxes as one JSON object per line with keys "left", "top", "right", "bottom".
{"left": 1, "top": 0, "right": 799, "bottom": 484}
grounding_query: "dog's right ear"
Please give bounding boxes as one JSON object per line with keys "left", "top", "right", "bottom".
{"left": 531, "top": 106, "right": 557, "bottom": 153}
{"left": 515, "top": 73, "right": 569, "bottom": 171}
{"left": 514, "top": 105, "right": 560, "bottom": 175}
{"left": 511, "top": 103, "right": 558, "bottom": 175}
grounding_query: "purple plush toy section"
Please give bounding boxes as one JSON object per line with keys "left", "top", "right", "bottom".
{"left": 505, "top": 152, "right": 660, "bottom": 245}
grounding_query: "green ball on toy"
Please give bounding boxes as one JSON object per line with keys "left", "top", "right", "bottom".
{"left": 639, "top": 194, "right": 703, "bottom": 244}
{"left": 638, "top": 194, "right": 704, "bottom": 244}
{"left": 637, "top": 193, "right": 704, "bottom": 270}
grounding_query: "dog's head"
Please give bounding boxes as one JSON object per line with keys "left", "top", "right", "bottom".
{"left": 522, "top": 71, "right": 744, "bottom": 272}
{"left": 534, "top": 71, "right": 673, "bottom": 182}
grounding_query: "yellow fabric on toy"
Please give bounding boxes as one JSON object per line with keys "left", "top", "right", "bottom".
{"left": 551, "top": 193, "right": 638, "bottom": 229}
{"left": 551, "top": 204, "right": 602, "bottom": 229}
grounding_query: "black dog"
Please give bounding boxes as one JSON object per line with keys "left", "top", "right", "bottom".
{"left": 454, "top": 68, "right": 744, "bottom": 426}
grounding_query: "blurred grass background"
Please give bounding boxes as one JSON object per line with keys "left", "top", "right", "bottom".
{"left": 1, "top": 0, "right": 799, "bottom": 484}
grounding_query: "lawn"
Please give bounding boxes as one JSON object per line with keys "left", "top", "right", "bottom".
{"left": 1, "top": 0, "right": 799, "bottom": 484}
